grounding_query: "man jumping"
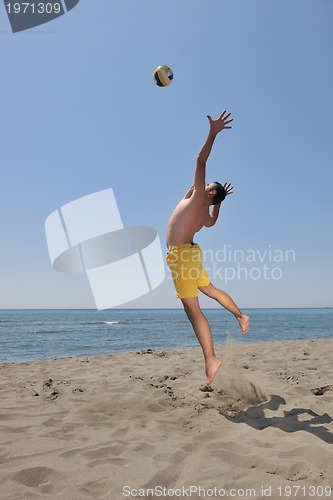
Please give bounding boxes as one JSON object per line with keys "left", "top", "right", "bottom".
{"left": 166, "top": 110, "right": 250, "bottom": 386}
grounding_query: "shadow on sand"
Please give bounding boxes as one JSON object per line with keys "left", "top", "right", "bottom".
{"left": 220, "top": 394, "right": 333, "bottom": 444}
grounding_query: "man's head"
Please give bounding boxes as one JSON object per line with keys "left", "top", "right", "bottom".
{"left": 205, "top": 182, "right": 227, "bottom": 205}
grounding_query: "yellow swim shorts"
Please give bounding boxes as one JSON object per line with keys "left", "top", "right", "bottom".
{"left": 166, "top": 243, "right": 210, "bottom": 299}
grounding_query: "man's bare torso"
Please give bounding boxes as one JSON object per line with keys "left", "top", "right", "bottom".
{"left": 166, "top": 192, "right": 210, "bottom": 248}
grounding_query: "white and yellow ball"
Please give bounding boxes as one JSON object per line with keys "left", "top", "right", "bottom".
{"left": 153, "top": 65, "right": 173, "bottom": 87}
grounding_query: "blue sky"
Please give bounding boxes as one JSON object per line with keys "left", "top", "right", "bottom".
{"left": 0, "top": 0, "right": 332, "bottom": 309}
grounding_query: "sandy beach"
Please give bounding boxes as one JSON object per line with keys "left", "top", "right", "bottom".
{"left": 0, "top": 338, "right": 333, "bottom": 500}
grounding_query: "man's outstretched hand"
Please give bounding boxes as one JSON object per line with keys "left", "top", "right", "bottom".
{"left": 207, "top": 110, "right": 233, "bottom": 135}
{"left": 223, "top": 182, "right": 233, "bottom": 197}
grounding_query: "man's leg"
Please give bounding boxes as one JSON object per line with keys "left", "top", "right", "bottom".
{"left": 181, "top": 296, "right": 221, "bottom": 385}
{"left": 198, "top": 283, "right": 250, "bottom": 334}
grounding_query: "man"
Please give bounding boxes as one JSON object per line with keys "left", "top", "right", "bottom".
{"left": 166, "top": 110, "right": 250, "bottom": 386}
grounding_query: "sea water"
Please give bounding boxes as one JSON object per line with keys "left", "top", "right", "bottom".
{"left": 0, "top": 308, "right": 332, "bottom": 363}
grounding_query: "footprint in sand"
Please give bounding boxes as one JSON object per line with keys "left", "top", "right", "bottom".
{"left": 10, "top": 466, "right": 65, "bottom": 494}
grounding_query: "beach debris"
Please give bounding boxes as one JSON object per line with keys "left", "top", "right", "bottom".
{"left": 72, "top": 388, "right": 84, "bottom": 394}
{"left": 149, "top": 383, "right": 166, "bottom": 389}
{"left": 48, "top": 390, "right": 60, "bottom": 400}
{"left": 165, "top": 387, "right": 176, "bottom": 400}
{"left": 155, "top": 351, "right": 167, "bottom": 357}
{"left": 311, "top": 385, "right": 333, "bottom": 396}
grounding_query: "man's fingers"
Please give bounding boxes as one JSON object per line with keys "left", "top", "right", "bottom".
{"left": 223, "top": 182, "right": 233, "bottom": 195}
{"left": 224, "top": 118, "right": 233, "bottom": 124}
{"left": 218, "top": 110, "right": 227, "bottom": 119}
{"left": 224, "top": 126, "right": 232, "bottom": 129}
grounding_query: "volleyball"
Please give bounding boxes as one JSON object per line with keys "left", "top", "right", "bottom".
{"left": 153, "top": 65, "right": 173, "bottom": 87}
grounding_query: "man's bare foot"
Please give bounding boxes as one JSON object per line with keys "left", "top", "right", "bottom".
{"left": 205, "top": 357, "right": 222, "bottom": 386}
{"left": 238, "top": 314, "right": 250, "bottom": 334}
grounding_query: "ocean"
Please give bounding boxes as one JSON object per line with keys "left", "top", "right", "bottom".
{"left": 0, "top": 308, "right": 332, "bottom": 364}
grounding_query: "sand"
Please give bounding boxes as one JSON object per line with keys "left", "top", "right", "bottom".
{"left": 0, "top": 338, "right": 333, "bottom": 500}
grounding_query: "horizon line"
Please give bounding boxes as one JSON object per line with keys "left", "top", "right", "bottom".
{"left": 0, "top": 307, "right": 332, "bottom": 311}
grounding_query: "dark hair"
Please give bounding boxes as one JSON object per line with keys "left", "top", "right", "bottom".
{"left": 211, "top": 181, "right": 227, "bottom": 205}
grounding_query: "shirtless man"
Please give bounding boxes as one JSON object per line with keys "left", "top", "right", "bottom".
{"left": 166, "top": 110, "right": 250, "bottom": 386}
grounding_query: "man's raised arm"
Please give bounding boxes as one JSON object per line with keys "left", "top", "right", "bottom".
{"left": 194, "top": 110, "right": 233, "bottom": 192}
